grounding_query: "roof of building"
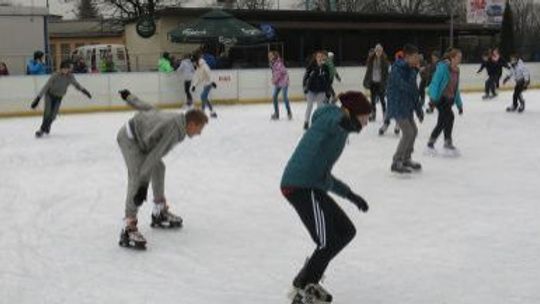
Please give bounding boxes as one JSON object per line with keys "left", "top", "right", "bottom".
{"left": 148, "top": 7, "right": 499, "bottom": 33}
{"left": 0, "top": 5, "right": 50, "bottom": 16}
{"left": 49, "top": 19, "right": 124, "bottom": 38}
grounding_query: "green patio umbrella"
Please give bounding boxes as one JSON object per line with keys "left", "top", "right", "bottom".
{"left": 168, "top": 9, "right": 267, "bottom": 45}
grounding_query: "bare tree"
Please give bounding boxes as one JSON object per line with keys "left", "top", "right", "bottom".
{"left": 77, "top": 0, "right": 100, "bottom": 19}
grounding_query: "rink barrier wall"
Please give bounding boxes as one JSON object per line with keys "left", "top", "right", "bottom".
{"left": 1, "top": 63, "right": 539, "bottom": 118}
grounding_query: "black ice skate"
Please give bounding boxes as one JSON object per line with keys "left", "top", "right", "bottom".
{"left": 394, "top": 126, "right": 400, "bottom": 135}
{"left": 289, "top": 284, "right": 333, "bottom": 304}
{"left": 151, "top": 205, "right": 183, "bottom": 228}
{"left": 287, "top": 112, "right": 293, "bottom": 120}
{"left": 119, "top": 223, "right": 147, "bottom": 250}
{"left": 391, "top": 162, "right": 412, "bottom": 174}
{"left": 271, "top": 113, "right": 279, "bottom": 120}
{"left": 210, "top": 111, "right": 218, "bottom": 118}
{"left": 506, "top": 105, "right": 517, "bottom": 112}
{"left": 518, "top": 104, "right": 525, "bottom": 113}
{"left": 444, "top": 139, "right": 457, "bottom": 150}
{"left": 403, "top": 159, "right": 422, "bottom": 171}
{"left": 35, "top": 130, "right": 44, "bottom": 138}
{"left": 303, "top": 121, "right": 309, "bottom": 130}
{"left": 378, "top": 123, "right": 389, "bottom": 136}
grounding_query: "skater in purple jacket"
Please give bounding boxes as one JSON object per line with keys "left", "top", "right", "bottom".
{"left": 269, "top": 51, "right": 292, "bottom": 120}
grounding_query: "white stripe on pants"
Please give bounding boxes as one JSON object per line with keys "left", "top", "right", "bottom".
{"left": 311, "top": 191, "right": 326, "bottom": 249}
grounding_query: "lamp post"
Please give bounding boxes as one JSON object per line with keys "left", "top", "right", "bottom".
{"left": 44, "top": 0, "right": 51, "bottom": 72}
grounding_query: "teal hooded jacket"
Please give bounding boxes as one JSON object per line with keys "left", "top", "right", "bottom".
{"left": 428, "top": 61, "right": 463, "bottom": 108}
{"left": 281, "top": 105, "right": 352, "bottom": 198}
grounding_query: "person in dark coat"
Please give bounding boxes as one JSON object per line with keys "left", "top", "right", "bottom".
{"left": 386, "top": 44, "right": 423, "bottom": 174}
{"left": 363, "top": 43, "right": 390, "bottom": 122}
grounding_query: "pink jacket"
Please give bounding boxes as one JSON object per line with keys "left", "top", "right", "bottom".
{"left": 271, "top": 58, "right": 289, "bottom": 88}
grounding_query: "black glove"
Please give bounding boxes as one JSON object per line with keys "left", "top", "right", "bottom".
{"left": 82, "top": 89, "right": 92, "bottom": 99}
{"left": 503, "top": 76, "right": 510, "bottom": 85}
{"left": 336, "top": 75, "right": 342, "bottom": 82}
{"left": 416, "top": 108, "right": 424, "bottom": 123}
{"left": 191, "top": 86, "right": 196, "bottom": 92}
{"left": 133, "top": 183, "right": 149, "bottom": 207}
{"left": 211, "top": 82, "right": 217, "bottom": 89}
{"left": 458, "top": 106, "right": 463, "bottom": 115}
{"left": 119, "top": 89, "right": 131, "bottom": 100}
{"left": 30, "top": 96, "right": 41, "bottom": 109}
{"left": 339, "top": 115, "right": 362, "bottom": 133}
{"left": 346, "top": 191, "right": 369, "bottom": 212}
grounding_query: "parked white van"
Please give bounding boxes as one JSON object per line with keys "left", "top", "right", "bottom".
{"left": 75, "top": 44, "right": 131, "bottom": 73}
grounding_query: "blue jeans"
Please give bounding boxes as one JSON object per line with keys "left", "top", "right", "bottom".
{"left": 272, "top": 86, "right": 291, "bottom": 116}
{"left": 201, "top": 84, "right": 214, "bottom": 111}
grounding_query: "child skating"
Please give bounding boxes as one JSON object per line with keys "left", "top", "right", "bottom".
{"left": 426, "top": 48, "right": 464, "bottom": 155}
{"left": 503, "top": 53, "right": 530, "bottom": 113}
{"left": 30, "top": 60, "right": 92, "bottom": 137}
{"left": 268, "top": 50, "right": 292, "bottom": 120}
{"left": 116, "top": 89, "right": 208, "bottom": 249}
{"left": 281, "top": 91, "right": 371, "bottom": 304}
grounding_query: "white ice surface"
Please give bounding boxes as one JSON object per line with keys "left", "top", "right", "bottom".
{"left": 1, "top": 91, "right": 539, "bottom": 304}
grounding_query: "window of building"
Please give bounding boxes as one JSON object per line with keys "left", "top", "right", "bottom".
{"left": 60, "top": 43, "right": 71, "bottom": 61}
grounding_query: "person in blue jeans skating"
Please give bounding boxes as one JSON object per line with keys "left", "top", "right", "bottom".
{"left": 191, "top": 55, "right": 217, "bottom": 118}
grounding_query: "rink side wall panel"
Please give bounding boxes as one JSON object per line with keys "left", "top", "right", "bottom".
{"left": 1, "top": 64, "right": 539, "bottom": 117}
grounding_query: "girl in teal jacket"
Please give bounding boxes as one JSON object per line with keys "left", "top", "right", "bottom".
{"left": 427, "top": 48, "right": 464, "bottom": 151}
{"left": 280, "top": 92, "right": 371, "bottom": 304}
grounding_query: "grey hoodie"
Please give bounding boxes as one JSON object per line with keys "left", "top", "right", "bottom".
{"left": 125, "top": 95, "right": 187, "bottom": 182}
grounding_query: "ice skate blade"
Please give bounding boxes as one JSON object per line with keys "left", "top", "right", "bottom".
{"left": 150, "top": 221, "right": 183, "bottom": 229}
{"left": 118, "top": 240, "right": 147, "bottom": 250}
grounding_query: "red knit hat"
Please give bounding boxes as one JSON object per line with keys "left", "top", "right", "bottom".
{"left": 338, "top": 91, "right": 372, "bottom": 116}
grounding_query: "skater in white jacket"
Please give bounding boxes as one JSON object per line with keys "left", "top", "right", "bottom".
{"left": 191, "top": 55, "right": 218, "bottom": 118}
{"left": 503, "top": 54, "right": 530, "bottom": 113}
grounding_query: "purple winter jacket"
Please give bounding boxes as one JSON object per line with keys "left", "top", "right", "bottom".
{"left": 271, "top": 58, "right": 289, "bottom": 88}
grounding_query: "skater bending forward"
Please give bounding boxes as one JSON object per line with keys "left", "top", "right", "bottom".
{"left": 281, "top": 91, "right": 371, "bottom": 304}
{"left": 117, "top": 90, "right": 208, "bottom": 249}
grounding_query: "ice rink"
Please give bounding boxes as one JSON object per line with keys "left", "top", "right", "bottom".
{"left": 1, "top": 90, "right": 539, "bottom": 304}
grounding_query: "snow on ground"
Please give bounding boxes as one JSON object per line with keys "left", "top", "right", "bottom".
{"left": 0, "top": 90, "right": 539, "bottom": 304}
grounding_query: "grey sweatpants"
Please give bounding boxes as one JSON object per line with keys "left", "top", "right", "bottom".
{"left": 393, "top": 117, "right": 418, "bottom": 163}
{"left": 117, "top": 126, "right": 165, "bottom": 218}
{"left": 304, "top": 92, "right": 327, "bottom": 123}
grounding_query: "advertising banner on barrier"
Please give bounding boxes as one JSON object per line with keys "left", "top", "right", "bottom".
{"left": 467, "top": 0, "right": 505, "bottom": 25}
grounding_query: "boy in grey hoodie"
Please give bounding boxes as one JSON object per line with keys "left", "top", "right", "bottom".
{"left": 31, "top": 60, "right": 92, "bottom": 137}
{"left": 117, "top": 90, "right": 208, "bottom": 249}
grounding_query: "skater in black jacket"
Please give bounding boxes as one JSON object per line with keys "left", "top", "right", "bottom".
{"left": 477, "top": 51, "right": 498, "bottom": 99}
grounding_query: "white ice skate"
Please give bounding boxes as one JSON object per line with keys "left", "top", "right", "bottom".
{"left": 151, "top": 203, "right": 183, "bottom": 228}
{"left": 289, "top": 284, "right": 333, "bottom": 304}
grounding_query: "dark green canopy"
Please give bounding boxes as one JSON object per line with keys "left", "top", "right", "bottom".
{"left": 168, "top": 10, "right": 267, "bottom": 45}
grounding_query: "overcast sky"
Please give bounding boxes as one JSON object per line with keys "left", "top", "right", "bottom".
{"left": 7, "top": 0, "right": 540, "bottom": 19}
